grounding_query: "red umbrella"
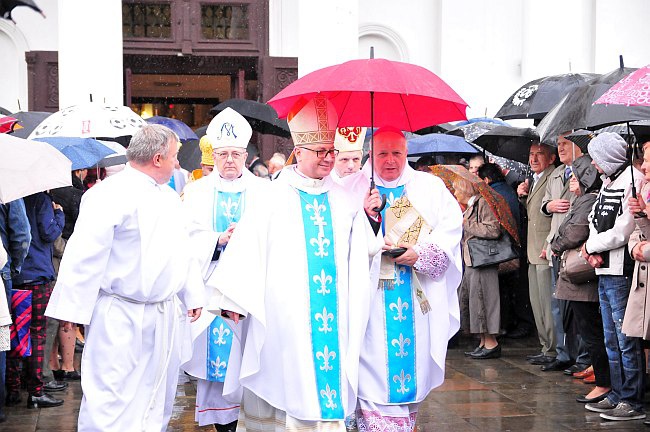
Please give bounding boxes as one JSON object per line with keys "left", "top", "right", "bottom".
{"left": 0, "top": 116, "right": 21, "bottom": 134}
{"left": 267, "top": 58, "right": 468, "bottom": 131}
{"left": 594, "top": 64, "right": 650, "bottom": 107}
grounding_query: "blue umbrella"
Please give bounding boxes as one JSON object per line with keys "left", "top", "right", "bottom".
{"left": 145, "top": 116, "right": 199, "bottom": 142}
{"left": 34, "top": 137, "right": 115, "bottom": 170}
{"left": 407, "top": 133, "right": 478, "bottom": 156}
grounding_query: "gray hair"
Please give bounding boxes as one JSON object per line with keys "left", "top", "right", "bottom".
{"left": 126, "top": 124, "right": 179, "bottom": 164}
{"left": 269, "top": 152, "right": 286, "bottom": 165}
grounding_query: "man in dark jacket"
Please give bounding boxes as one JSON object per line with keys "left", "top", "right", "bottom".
{"left": 6, "top": 192, "right": 66, "bottom": 409}
{"left": 50, "top": 169, "right": 86, "bottom": 242}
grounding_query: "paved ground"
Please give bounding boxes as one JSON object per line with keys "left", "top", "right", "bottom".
{"left": 3, "top": 335, "right": 649, "bottom": 431}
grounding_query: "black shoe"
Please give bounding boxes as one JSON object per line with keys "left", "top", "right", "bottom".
{"left": 541, "top": 360, "right": 573, "bottom": 372}
{"left": 44, "top": 380, "right": 68, "bottom": 392}
{"left": 464, "top": 346, "right": 483, "bottom": 357}
{"left": 470, "top": 345, "right": 501, "bottom": 359}
{"left": 60, "top": 370, "right": 81, "bottom": 381}
{"left": 644, "top": 418, "right": 650, "bottom": 426}
{"left": 528, "top": 355, "right": 556, "bottom": 365}
{"left": 214, "top": 420, "right": 238, "bottom": 432}
{"left": 576, "top": 391, "right": 610, "bottom": 404}
{"left": 564, "top": 364, "right": 588, "bottom": 376}
{"left": 27, "top": 393, "right": 64, "bottom": 409}
{"left": 52, "top": 369, "right": 64, "bottom": 380}
{"left": 505, "top": 327, "right": 530, "bottom": 339}
{"left": 526, "top": 353, "right": 545, "bottom": 361}
{"left": 5, "top": 392, "right": 21, "bottom": 407}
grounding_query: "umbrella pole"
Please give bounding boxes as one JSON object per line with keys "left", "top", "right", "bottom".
{"left": 369, "top": 90, "right": 387, "bottom": 212}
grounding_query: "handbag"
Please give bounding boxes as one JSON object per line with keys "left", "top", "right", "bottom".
{"left": 561, "top": 248, "right": 596, "bottom": 284}
{"left": 467, "top": 233, "right": 519, "bottom": 268}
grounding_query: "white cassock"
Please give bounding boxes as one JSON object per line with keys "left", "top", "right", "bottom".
{"left": 350, "top": 164, "right": 462, "bottom": 431}
{"left": 45, "top": 166, "right": 205, "bottom": 432}
{"left": 181, "top": 168, "right": 268, "bottom": 426}
{"left": 206, "top": 166, "right": 373, "bottom": 431}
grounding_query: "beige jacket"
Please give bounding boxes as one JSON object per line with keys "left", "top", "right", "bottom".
{"left": 541, "top": 164, "right": 576, "bottom": 258}
{"left": 461, "top": 195, "right": 502, "bottom": 267}
{"left": 524, "top": 166, "right": 554, "bottom": 265}
{"left": 623, "top": 217, "right": 650, "bottom": 339}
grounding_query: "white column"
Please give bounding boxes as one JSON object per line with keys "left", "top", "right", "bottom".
{"left": 298, "top": 1, "right": 358, "bottom": 77}
{"left": 58, "top": 0, "right": 123, "bottom": 107}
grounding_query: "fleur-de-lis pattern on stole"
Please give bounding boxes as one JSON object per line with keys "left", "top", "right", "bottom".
{"left": 377, "top": 185, "right": 418, "bottom": 403}
{"left": 206, "top": 190, "right": 244, "bottom": 382}
{"left": 299, "top": 190, "right": 344, "bottom": 419}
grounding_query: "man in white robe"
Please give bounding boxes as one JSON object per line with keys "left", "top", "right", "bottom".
{"left": 208, "top": 96, "right": 377, "bottom": 431}
{"left": 354, "top": 127, "right": 463, "bottom": 432}
{"left": 182, "top": 108, "right": 268, "bottom": 431}
{"left": 330, "top": 127, "right": 366, "bottom": 185}
{"left": 45, "top": 125, "right": 205, "bottom": 432}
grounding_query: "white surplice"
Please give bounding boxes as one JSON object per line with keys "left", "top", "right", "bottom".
{"left": 181, "top": 168, "right": 268, "bottom": 426}
{"left": 205, "top": 166, "right": 373, "bottom": 426}
{"left": 45, "top": 165, "right": 205, "bottom": 432}
{"left": 353, "top": 164, "right": 463, "bottom": 425}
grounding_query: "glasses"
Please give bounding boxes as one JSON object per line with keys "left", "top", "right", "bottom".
{"left": 299, "top": 147, "right": 339, "bottom": 158}
{"left": 215, "top": 151, "right": 245, "bottom": 160}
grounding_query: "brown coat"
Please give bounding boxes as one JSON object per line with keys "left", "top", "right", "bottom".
{"left": 622, "top": 218, "right": 650, "bottom": 339}
{"left": 461, "top": 195, "right": 501, "bottom": 267}
{"left": 524, "top": 166, "right": 554, "bottom": 265}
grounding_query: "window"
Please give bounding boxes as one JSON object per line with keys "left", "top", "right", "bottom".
{"left": 200, "top": 4, "right": 249, "bottom": 40}
{"left": 123, "top": 3, "right": 172, "bottom": 39}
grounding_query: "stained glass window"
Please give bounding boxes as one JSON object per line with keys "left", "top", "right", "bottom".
{"left": 123, "top": 3, "right": 172, "bottom": 39}
{"left": 201, "top": 4, "right": 249, "bottom": 40}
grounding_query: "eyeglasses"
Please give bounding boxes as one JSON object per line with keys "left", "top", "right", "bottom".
{"left": 214, "top": 151, "right": 245, "bottom": 160}
{"left": 299, "top": 147, "right": 339, "bottom": 158}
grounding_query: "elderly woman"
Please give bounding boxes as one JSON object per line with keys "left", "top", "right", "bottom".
{"left": 550, "top": 155, "right": 609, "bottom": 404}
{"left": 455, "top": 177, "right": 503, "bottom": 359}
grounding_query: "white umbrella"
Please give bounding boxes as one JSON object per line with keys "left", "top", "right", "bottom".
{"left": 27, "top": 102, "right": 146, "bottom": 140}
{"left": 0, "top": 134, "right": 72, "bottom": 204}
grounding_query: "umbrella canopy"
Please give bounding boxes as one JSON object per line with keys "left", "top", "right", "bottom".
{"left": 145, "top": 116, "right": 199, "bottom": 141}
{"left": 0, "top": 133, "right": 71, "bottom": 204}
{"left": 268, "top": 58, "right": 468, "bottom": 131}
{"left": 10, "top": 111, "right": 52, "bottom": 139}
{"left": 536, "top": 67, "right": 650, "bottom": 145}
{"left": 631, "top": 121, "right": 650, "bottom": 144}
{"left": 407, "top": 133, "right": 478, "bottom": 156}
{"left": 34, "top": 137, "right": 116, "bottom": 170}
{"left": 0, "top": 0, "right": 45, "bottom": 23}
{"left": 96, "top": 140, "right": 127, "bottom": 168}
{"left": 565, "top": 123, "right": 636, "bottom": 153}
{"left": 595, "top": 64, "right": 650, "bottom": 107}
{"left": 455, "top": 124, "right": 539, "bottom": 164}
{"left": 211, "top": 99, "right": 291, "bottom": 138}
{"left": 430, "top": 164, "right": 519, "bottom": 244}
{"left": 0, "top": 116, "right": 21, "bottom": 134}
{"left": 495, "top": 73, "right": 598, "bottom": 120}
{"left": 28, "top": 102, "right": 146, "bottom": 140}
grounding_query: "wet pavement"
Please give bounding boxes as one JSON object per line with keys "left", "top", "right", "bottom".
{"left": 3, "top": 335, "right": 649, "bottom": 431}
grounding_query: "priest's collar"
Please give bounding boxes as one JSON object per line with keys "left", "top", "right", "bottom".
{"left": 285, "top": 166, "right": 333, "bottom": 194}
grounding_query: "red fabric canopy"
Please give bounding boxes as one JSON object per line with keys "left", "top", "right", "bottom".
{"left": 268, "top": 58, "right": 468, "bottom": 131}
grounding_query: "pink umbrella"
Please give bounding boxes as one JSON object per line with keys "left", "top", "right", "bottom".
{"left": 594, "top": 64, "right": 650, "bottom": 107}
{"left": 267, "top": 58, "right": 468, "bottom": 131}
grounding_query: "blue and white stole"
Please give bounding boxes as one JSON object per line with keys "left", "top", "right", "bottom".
{"left": 206, "top": 189, "right": 244, "bottom": 382}
{"left": 377, "top": 185, "right": 417, "bottom": 403}
{"left": 298, "top": 189, "right": 344, "bottom": 420}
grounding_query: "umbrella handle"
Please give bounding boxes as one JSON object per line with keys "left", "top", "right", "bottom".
{"left": 370, "top": 179, "right": 387, "bottom": 212}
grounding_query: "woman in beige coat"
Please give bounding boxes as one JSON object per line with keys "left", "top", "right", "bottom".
{"left": 455, "top": 177, "right": 503, "bottom": 359}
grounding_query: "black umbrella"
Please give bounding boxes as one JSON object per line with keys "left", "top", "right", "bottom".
{"left": 495, "top": 73, "right": 597, "bottom": 120}
{"left": 631, "top": 121, "right": 650, "bottom": 144}
{"left": 565, "top": 124, "right": 635, "bottom": 153}
{"left": 10, "top": 111, "right": 51, "bottom": 139}
{"left": 0, "top": 0, "right": 45, "bottom": 23}
{"left": 0, "top": 106, "right": 11, "bottom": 116}
{"left": 210, "top": 99, "right": 291, "bottom": 138}
{"left": 449, "top": 121, "right": 538, "bottom": 164}
{"left": 536, "top": 67, "right": 650, "bottom": 146}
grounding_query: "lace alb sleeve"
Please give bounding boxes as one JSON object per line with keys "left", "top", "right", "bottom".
{"left": 412, "top": 242, "right": 450, "bottom": 279}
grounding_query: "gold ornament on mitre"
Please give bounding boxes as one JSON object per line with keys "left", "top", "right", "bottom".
{"left": 199, "top": 135, "right": 215, "bottom": 166}
{"left": 381, "top": 195, "right": 433, "bottom": 314}
{"left": 334, "top": 126, "right": 367, "bottom": 152}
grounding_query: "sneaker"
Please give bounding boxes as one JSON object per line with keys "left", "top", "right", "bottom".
{"left": 585, "top": 398, "right": 617, "bottom": 413}
{"left": 599, "top": 402, "right": 646, "bottom": 421}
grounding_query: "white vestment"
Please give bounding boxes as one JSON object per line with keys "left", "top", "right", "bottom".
{"left": 354, "top": 164, "right": 463, "bottom": 425}
{"left": 206, "top": 166, "right": 372, "bottom": 427}
{"left": 181, "top": 168, "right": 268, "bottom": 426}
{"left": 45, "top": 166, "right": 205, "bottom": 432}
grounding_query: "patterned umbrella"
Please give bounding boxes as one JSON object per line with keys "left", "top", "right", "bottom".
{"left": 0, "top": 116, "right": 21, "bottom": 134}
{"left": 595, "top": 64, "right": 650, "bottom": 107}
{"left": 430, "top": 164, "right": 519, "bottom": 244}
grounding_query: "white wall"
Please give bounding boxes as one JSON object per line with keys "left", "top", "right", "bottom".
{"left": 268, "top": 0, "right": 298, "bottom": 57}
{"left": 57, "top": 0, "right": 123, "bottom": 107}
